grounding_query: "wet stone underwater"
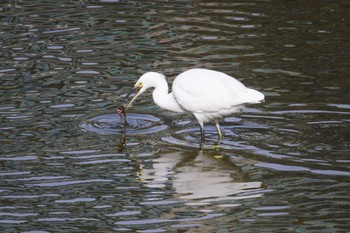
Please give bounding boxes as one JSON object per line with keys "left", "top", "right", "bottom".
{"left": 0, "top": 0, "right": 350, "bottom": 232}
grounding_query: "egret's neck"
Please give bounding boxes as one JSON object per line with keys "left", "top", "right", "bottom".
{"left": 152, "top": 78, "right": 184, "bottom": 113}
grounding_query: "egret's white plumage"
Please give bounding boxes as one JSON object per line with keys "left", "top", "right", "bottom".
{"left": 126, "top": 68, "right": 264, "bottom": 142}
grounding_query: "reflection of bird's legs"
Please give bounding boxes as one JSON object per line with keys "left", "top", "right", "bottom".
{"left": 214, "top": 120, "right": 222, "bottom": 144}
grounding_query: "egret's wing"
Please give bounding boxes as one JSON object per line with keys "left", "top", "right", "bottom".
{"left": 172, "top": 69, "right": 262, "bottom": 113}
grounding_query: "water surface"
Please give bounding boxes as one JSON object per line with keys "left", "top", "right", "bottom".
{"left": 1, "top": 0, "right": 349, "bottom": 232}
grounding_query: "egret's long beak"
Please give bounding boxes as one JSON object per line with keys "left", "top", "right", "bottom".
{"left": 125, "top": 86, "right": 142, "bottom": 111}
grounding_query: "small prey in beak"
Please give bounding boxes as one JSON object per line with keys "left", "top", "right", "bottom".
{"left": 116, "top": 105, "right": 127, "bottom": 126}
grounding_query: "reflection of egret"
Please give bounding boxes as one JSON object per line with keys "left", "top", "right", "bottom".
{"left": 126, "top": 68, "right": 264, "bottom": 143}
{"left": 141, "top": 150, "right": 263, "bottom": 201}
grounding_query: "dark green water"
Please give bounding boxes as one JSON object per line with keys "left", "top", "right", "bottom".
{"left": 1, "top": 1, "right": 349, "bottom": 232}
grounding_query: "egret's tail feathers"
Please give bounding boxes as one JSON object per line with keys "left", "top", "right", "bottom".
{"left": 245, "top": 88, "right": 265, "bottom": 104}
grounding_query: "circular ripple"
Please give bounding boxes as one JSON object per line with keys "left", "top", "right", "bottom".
{"left": 80, "top": 113, "right": 167, "bottom": 135}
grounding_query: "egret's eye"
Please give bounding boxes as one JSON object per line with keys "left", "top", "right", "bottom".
{"left": 136, "top": 82, "right": 143, "bottom": 89}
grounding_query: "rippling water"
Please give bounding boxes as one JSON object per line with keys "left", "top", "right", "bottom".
{"left": 1, "top": 0, "right": 349, "bottom": 232}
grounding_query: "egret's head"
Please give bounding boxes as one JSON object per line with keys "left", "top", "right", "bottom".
{"left": 125, "top": 72, "right": 164, "bottom": 110}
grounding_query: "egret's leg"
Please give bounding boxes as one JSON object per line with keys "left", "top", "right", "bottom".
{"left": 214, "top": 120, "right": 222, "bottom": 144}
{"left": 199, "top": 122, "right": 205, "bottom": 141}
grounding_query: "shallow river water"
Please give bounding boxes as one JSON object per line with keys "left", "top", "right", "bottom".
{"left": 1, "top": 1, "right": 349, "bottom": 232}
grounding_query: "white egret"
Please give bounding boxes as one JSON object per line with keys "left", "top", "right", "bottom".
{"left": 125, "top": 68, "right": 264, "bottom": 143}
